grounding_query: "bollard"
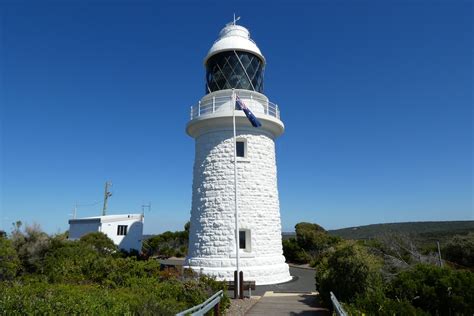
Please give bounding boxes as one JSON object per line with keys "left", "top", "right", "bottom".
{"left": 239, "top": 271, "right": 244, "bottom": 299}
{"left": 234, "top": 270, "right": 238, "bottom": 299}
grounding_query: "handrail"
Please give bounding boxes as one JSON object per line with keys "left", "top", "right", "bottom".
{"left": 330, "top": 292, "right": 348, "bottom": 316}
{"left": 176, "top": 290, "right": 223, "bottom": 316}
{"left": 189, "top": 94, "right": 280, "bottom": 121}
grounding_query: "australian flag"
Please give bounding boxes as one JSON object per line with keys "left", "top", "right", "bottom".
{"left": 236, "top": 96, "right": 262, "bottom": 128}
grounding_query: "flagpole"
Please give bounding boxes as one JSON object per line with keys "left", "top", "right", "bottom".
{"left": 232, "top": 89, "right": 240, "bottom": 297}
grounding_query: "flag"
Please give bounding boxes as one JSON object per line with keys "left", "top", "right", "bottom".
{"left": 235, "top": 96, "right": 262, "bottom": 128}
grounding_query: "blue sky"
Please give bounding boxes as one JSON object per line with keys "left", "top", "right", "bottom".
{"left": 0, "top": 0, "right": 472, "bottom": 234}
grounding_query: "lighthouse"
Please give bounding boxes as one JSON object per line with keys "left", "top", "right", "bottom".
{"left": 185, "top": 21, "right": 291, "bottom": 285}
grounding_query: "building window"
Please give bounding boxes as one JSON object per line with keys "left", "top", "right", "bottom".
{"left": 236, "top": 139, "right": 246, "bottom": 158}
{"left": 117, "top": 225, "right": 128, "bottom": 236}
{"left": 239, "top": 230, "right": 246, "bottom": 249}
{"left": 239, "top": 229, "right": 251, "bottom": 252}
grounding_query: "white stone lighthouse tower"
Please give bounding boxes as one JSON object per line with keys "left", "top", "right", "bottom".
{"left": 185, "top": 22, "right": 291, "bottom": 285}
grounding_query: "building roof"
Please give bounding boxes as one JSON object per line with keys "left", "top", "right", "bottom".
{"left": 69, "top": 214, "right": 143, "bottom": 225}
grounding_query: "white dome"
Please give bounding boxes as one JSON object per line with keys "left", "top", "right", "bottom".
{"left": 204, "top": 24, "right": 265, "bottom": 65}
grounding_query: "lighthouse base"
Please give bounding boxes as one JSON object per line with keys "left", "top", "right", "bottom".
{"left": 184, "top": 255, "right": 292, "bottom": 285}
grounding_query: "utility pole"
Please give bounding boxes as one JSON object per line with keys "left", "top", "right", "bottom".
{"left": 102, "top": 181, "right": 112, "bottom": 216}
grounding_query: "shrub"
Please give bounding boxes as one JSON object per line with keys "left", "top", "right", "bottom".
{"left": 80, "top": 232, "right": 118, "bottom": 256}
{"left": 282, "top": 238, "right": 309, "bottom": 264}
{"left": 316, "top": 241, "right": 382, "bottom": 304}
{"left": 0, "top": 237, "right": 20, "bottom": 280}
{"left": 11, "top": 222, "right": 51, "bottom": 274}
{"left": 283, "top": 222, "right": 341, "bottom": 265}
{"left": 387, "top": 264, "right": 474, "bottom": 315}
{"left": 442, "top": 233, "right": 474, "bottom": 268}
{"left": 144, "top": 228, "right": 189, "bottom": 258}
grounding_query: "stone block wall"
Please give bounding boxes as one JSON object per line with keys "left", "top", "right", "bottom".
{"left": 185, "top": 127, "right": 291, "bottom": 285}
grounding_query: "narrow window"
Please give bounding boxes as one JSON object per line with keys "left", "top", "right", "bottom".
{"left": 117, "top": 225, "right": 128, "bottom": 236}
{"left": 239, "top": 229, "right": 251, "bottom": 252}
{"left": 236, "top": 140, "right": 245, "bottom": 157}
{"left": 239, "top": 230, "right": 246, "bottom": 249}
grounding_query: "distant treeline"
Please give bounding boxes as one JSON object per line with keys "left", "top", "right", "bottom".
{"left": 328, "top": 220, "right": 474, "bottom": 242}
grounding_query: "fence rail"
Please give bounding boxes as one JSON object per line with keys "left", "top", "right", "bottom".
{"left": 330, "top": 292, "right": 348, "bottom": 316}
{"left": 190, "top": 93, "right": 280, "bottom": 120}
{"left": 176, "top": 290, "right": 223, "bottom": 316}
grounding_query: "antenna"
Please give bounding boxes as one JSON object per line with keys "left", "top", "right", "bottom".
{"left": 102, "top": 181, "right": 112, "bottom": 216}
{"left": 141, "top": 202, "right": 151, "bottom": 216}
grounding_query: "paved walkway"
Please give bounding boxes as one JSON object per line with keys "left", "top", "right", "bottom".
{"left": 253, "top": 266, "right": 317, "bottom": 296}
{"left": 241, "top": 266, "right": 329, "bottom": 315}
{"left": 245, "top": 292, "right": 329, "bottom": 316}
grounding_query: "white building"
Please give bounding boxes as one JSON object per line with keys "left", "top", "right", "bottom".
{"left": 68, "top": 214, "right": 144, "bottom": 252}
{"left": 185, "top": 22, "right": 291, "bottom": 285}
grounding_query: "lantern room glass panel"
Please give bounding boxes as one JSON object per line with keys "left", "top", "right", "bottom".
{"left": 205, "top": 51, "right": 265, "bottom": 94}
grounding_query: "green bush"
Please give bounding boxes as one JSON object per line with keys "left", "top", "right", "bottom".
{"left": 143, "top": 222, "right": 189, "bottom": 258}
{"left": 316, "top": 241, "right": 382, "bottom": 304}
{"left": 0, "top": 237, "right": 20, "bottom": 280}
{"left": 0, "top": 274, "right": 229, "bottom": 315}
{"left": 350, "top": 290, "right": 429, "bottom": 315}
{"left": 442, "top": 233, "right": 474, "bottom": 268}
{"left": 80, "top": 232, "right": 118, "bottom": 256}
{"left": 387, "top": 264, "right": 474, "bottom": 315}
{"left": 283, "top": 222, "right": 341, "bottom": 265}
{"left": 11, "top": 222, "right": 51, "bottom": 274}
{"left": 282, "top": 238, "right": 309, "bottom": 264}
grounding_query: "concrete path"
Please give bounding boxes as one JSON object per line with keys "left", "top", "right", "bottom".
{"left": 245, "top": 292, "right": 329, "bottom": 316}
{"left": 253, "top": 266, "right": 316, "bottom": 296}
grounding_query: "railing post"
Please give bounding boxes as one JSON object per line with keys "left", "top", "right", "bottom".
{"left": 212, "top": 96, "right": 215, "bottom": 113}
{"left": 213, "top": 301, "right": 220, "bottom": 316}
{"left": 198, "top": 101, "right": 201, "bottom": 116}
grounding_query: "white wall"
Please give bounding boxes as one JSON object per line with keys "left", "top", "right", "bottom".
{"left": 69, "top": 216, "right": 143, "bottom": 252}
{"left": 69, "top": 221, "right": 100, "bottom": 240}
{"left": 100, "top": 217, "right": 143, "bottom": 252}
{"left": 185, "top": 128, "right": 291, "bottom": 285}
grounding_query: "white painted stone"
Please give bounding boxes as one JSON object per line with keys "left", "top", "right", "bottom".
{"left": 185, "top": 23, "right": 290, "bottom": 285}
{"left": 185, "top": 123, "right": 291, "bottom": 285}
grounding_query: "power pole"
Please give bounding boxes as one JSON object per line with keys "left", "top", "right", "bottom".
{"left": 73, "top": 203, "right": 77, "bottom": 219}
{"left": 102, "top": 181, "right": 112, "bottom": 216}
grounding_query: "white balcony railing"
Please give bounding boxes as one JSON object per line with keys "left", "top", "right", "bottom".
{"left": 189, "top": 92, "right": 280, "bottom": 121}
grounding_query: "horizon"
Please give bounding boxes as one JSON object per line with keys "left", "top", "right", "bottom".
{"left": 1, "top": 1, "right": 472, "bottom": 234}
